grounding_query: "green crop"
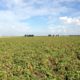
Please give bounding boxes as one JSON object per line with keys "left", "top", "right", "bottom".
{"left": 0, "top": 36, "right": 80, "bottom": 80}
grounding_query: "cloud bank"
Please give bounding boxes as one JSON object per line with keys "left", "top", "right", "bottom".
{"left": 0, "top": 0, "right": 80, "bottom": 35}
{"left": 60, "top": 16, "right": 80, "bottom": 26}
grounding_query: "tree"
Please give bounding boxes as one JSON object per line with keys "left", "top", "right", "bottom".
{"left": 24, "top": 34, "right": 27, "bottom": 37}
{"left": 48, "top": 34, "right": 51, "bottom": 37}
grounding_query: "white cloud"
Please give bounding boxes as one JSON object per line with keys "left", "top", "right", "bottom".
{"left": 1, "top": 0, "right": 78, "bottom": 20}
{"left": 60, "top": 16, "right": 80, "bottom": 26}
{"left": 48, "top": 26, "right": 67, "bottom": 35}
{"left": 0, "top": 10, "right": 31, "bottom": 36}
{"left": 52, "top": 0, "right": 80, "bottom": 2}
{"left": 48, "top": 25, "right": 80, "bottom": 35}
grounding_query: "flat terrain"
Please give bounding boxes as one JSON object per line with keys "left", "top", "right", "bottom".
{"left": 0, "top": 36, "right": 80, "bottom": 80}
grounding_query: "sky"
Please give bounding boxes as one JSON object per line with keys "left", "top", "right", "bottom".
{"left": 0, "top": 0, "right": 80, "bottom": 36}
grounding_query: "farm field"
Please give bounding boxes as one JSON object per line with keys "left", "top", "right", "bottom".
{"left": 0, "top": 36, "right": 80, "bottom": 80}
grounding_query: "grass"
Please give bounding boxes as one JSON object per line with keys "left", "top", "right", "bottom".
{"left": 0, "top": 36, "right": 80, "bottom": 80}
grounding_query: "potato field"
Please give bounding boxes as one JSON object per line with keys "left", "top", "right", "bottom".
{"left": 0, "top": 36, "right": 80, "bottom": 80}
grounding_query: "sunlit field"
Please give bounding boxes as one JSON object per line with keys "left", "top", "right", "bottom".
{"left": 0, "top": 36, "right": 80, "bottom": 80}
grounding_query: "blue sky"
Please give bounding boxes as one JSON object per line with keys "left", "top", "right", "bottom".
{"left": 0, "top": 0, "right": 80, "bottom": 36}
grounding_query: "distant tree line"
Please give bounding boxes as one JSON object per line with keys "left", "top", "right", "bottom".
{"left": 24, "top": 34, "right": 34, "bottom": 37}
{"left": 24, "top": 34, "right": 60, "bottom": 37}
{"left": 48, "top": 34, "right": 80, "bottom": 37}
{"left": 48, "top": 34, "right": 59, "bottom": 37}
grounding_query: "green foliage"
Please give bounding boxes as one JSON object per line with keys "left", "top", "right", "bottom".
{"left": 0, "top": 36, "right": 80, "bottom": 80}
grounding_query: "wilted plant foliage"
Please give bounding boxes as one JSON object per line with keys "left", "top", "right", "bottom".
{"left": 0, "top": 36, "right": 80, "bottom": 80}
